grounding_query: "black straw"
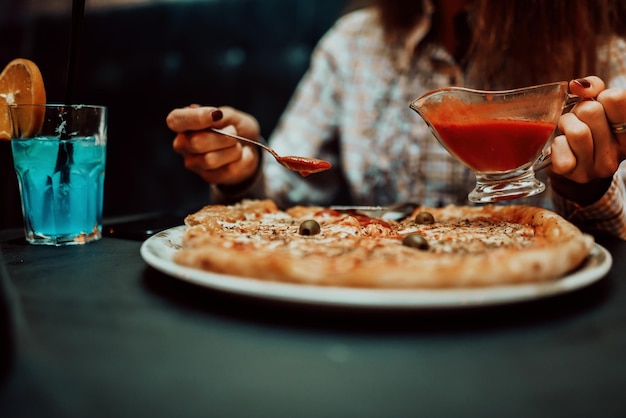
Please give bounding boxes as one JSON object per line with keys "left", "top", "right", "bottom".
{"left": 57, "top": 0, "right": 85, "bottom": 183}
{"left": 65, "top": 0, "right": 85, "bottom": 106}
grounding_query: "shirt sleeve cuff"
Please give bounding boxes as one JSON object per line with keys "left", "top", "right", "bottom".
{"left": 552, "top": 174, "right": 626, "bottom": 239}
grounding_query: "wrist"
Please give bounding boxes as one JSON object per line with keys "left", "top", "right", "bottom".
{"left": 549, "top": 174, "right": 613, "bottom": 206}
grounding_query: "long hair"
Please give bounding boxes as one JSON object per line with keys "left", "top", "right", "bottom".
{"left": 365, "top": 0, "right": 624, "bottom": 89}
{"left": 467, "top": 0, "right": 622, "bottom": 88}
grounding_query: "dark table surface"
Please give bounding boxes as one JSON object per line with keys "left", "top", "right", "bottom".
{"left": 1, "top": 223, "right": 626, "bottom": 418}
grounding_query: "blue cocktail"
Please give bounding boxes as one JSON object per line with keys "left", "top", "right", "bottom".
{"left": 10, "top": 104, "right": 107, "bottom": 245}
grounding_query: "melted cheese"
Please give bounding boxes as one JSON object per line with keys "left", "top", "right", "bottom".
{"left": 401, "top": 218, "right": 535, "bottom": 254}
{"left": 203, "top": 210, "right": 536, "bottom": 258}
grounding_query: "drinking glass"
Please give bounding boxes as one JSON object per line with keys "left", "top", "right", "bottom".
{"left": 10, "top": 104, "right": 107, "bottom": 245}
{"left": 410, "top": 82, "right": 573, "bottom": 203}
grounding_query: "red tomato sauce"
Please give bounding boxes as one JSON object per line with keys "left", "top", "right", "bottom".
{"left": 276, "top": 156, "right": 332, "bottom": 177}
{"left": 313, "top": 209, "right": 391, "bottom": 229}
{"left": 430, "top": 120, "right": 556, "bottom": 172}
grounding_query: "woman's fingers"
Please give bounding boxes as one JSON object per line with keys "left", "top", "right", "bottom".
{"left": 568, "top": 76, "right": 605, "bottom": 99}
{"left": 553, "top": 77, "right": 624, "bottom": 182}
{"left": 166, "top": 106, "right": 223, "bottom": 132}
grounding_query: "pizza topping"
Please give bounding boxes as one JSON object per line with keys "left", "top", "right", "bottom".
{"left": 395, "top": 216, "right": 540, "bottom": 255}
{"left": 402, "top": 234, "right": 430, "bottom": 250}
{"left": 353, "top": 214, "right": 392, "bottom": 229}
{"left": 299, "top": 219, "right": 321, "bottom": 236}
{"left": 313, "top": 209, "right": 343, "bottom": 218}
{"left": 175, "top": 199, "right": 594, "bottom": 288}
{"left": 414, "top": 211, "right": 435, "bottom": 224}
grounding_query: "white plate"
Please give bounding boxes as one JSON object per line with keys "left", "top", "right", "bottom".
{"left": 140, "top": 226, "right": 612, "bottom": 309}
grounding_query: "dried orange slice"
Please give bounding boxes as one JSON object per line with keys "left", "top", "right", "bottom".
{"left": 0, "top": 58, "right": 46, "bottom": 140}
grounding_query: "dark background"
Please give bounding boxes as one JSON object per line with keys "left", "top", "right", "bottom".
{"left": 0, "top": 0, "right": 349, "bottom": 228}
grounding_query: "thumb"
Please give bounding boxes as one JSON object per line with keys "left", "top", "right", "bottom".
{"left": 569, "top": 76, "right": 605, "bottom": 99}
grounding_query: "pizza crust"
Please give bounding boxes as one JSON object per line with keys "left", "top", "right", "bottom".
{"left": 173, "top": 199, "right": 594, "bottom": 288}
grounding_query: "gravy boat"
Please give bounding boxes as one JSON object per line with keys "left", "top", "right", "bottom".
{"left": 409, "top": 81, "right": 577, "bottom": 203}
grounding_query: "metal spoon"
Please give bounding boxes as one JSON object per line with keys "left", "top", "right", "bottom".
{"left": 208, "top": 127, "right": 331, "bottom": 177}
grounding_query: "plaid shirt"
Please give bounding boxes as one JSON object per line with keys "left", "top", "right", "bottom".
{"left": 220, "top": 8, "right": 626, "bottom": 239}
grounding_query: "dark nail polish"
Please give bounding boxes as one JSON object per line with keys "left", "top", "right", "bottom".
{"left": 574, "top": 78, "right": 591, "bottom": 88}
{"left": 211, "top": 109, "right": 223, "bottom": 121}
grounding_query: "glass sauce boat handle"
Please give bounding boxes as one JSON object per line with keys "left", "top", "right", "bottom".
{"left": 533, "top": 93, "right": 585, "bottom": 172}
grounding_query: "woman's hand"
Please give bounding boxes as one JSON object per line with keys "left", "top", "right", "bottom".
{"left": 549, "top": 76, "right": 626, "bottom": 204}
{"left": 166, "top": 105, "right": 261, "bottom": 185}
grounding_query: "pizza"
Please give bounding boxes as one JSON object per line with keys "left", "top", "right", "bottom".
{"left": 172, "top": 199, "right": 594, "bottom": 288}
